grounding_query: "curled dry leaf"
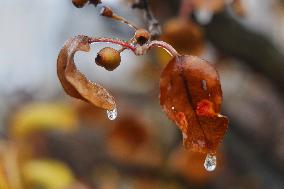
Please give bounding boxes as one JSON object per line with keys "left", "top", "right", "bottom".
{"left": 57, "top": 35, "right": 116, "bottom": 110}
{"left": 160, "top": 55, "right": 228, "bottom": 154}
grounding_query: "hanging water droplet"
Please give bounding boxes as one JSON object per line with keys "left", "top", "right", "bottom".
{"left": 107, "top": 108, "right": 117, "bottom": 120}
{"left": 204, "top": 154, "right": 217, "bottom": 172}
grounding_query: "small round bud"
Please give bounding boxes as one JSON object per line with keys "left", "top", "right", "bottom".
{"left": 100, "top": 6, "right": 113, "bottom": 17}
{"left": 72, "top": 0, "right": 88, "bottom": 8}
{"left": 95, "top": 47, "right": 121, "bottom": 71}
{"left": 134, "top": 29, "right": 151, "bottom": 45}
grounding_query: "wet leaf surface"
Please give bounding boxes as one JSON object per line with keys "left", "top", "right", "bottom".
{"left": 160, "top": 55, "right": 228, "bottom": 153}
{"left": 57, "top": 35, "right": 116, "bottom": 110}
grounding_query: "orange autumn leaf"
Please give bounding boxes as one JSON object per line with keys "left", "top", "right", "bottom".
{"left": 160, "top": 55, "right": 228, "bottom": 154}
{"left": 57, "top": 35, "right": 116, "bottom": 110}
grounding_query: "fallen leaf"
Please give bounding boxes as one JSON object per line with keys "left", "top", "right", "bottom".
{"left": 57, "top": 35, "right": 116, "bottom": 110}
{"left": 160, "top": 55, "right": 228, "bottom": 153}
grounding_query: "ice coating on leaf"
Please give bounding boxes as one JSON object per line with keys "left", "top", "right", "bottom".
{"left": 57, "top": 35, "right": 116, "bottom": 110}
{"left": 160, "top": 55, "right": 228, "bottom": 153}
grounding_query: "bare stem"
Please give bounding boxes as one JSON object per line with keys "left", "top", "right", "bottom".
{"left": 111, "top": 14, "right": 138, "bottom": 30}
{"left": 88, "top": 37, "right": 179, "bottom": 57}
{"left": 146, "top": 40, "right": 179, "bottom": 57}
{"left": 100, "top": 6, "right": 138, "bottom": 30}
{"left": 88, "top": 37, "right": 136, "bottom": 52}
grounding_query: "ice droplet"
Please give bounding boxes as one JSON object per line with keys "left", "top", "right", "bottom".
{"left": 204, "top": 154, "right": 216, "bottom": 172}
{"left": 107, "top": 108, "right": 117, "bottom": 120}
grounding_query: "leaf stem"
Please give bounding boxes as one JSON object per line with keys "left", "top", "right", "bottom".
{"left": 146, "top": 40, "right": 179, "bottom": 57}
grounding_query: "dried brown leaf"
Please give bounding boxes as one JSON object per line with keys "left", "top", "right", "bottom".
{"left": 160, "top": 55, "right": 228, "bottom": 153}
{"left": 57, "top": 35, "right": 116, "bottom": 110}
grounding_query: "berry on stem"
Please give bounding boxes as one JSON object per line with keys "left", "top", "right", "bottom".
{"left": 135, "top": 29, "right": 151, "bottom": 45}
{"left": 95, "top": 47, "right": 121, "bottom": 71}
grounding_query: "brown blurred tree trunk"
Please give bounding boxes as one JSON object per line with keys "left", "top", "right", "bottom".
{"left": 204, "top": 11, "right": 284, "bottom": 93}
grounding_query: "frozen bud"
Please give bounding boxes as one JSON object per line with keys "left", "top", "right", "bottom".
{"left": 95, "top": 47, "right": 121, "bottom": 71}
{"left": 135, "top": 29, "right": 151, "bottom": 45}
{"left": 89, "top": 0, "right": 102, "bottom": 6}
{"left": 72, "top": 0, "right": 88, "bottom": 8}
{"left": 100, "top": 6, "right": 114, "bottom": 17}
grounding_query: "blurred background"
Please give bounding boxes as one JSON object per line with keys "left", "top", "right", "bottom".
{"left": 1, "top": 0, "right": 284, "bottom": 188}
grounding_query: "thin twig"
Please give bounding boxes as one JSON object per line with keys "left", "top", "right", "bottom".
{"left": 100, "top": 6, "right": 138, "bottom": 30}
{"left": 146, "top": 40, "right": 179, "bottom": 57}
{"left": 88, "top": 37, "right": 178, "bottom": 57}
{"left": 88, "top": 37, "right": 136, "bottom": 52}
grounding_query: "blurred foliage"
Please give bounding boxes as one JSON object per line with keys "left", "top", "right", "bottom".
{"left": 10, "top": 103, "right": 78, "bottom": 139}
{"left": 22, "top": 159, "right": 74, "bottom": 189}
